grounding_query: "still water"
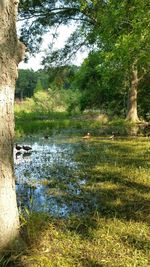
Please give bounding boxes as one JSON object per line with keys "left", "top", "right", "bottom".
{"left": 14, "top": 136, "right": 87, "bottom": 217}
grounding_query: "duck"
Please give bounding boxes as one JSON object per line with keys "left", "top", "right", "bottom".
{"left": 15, "top": 144, "right": 22, "bottom": 151}
{"left": 22, "top": 145, "right": 32, "bottom": 151}
{"left": 23, "top": 152, "right": 32, "bottom": 158}
{"left": 108, "top": 133, "right": 115, "bottom": 140}
{"left": 82, "top": 132, "right": 91, "bottom": 139}
{"left": 15, "top": 151, "right": 22, "bottom": 159}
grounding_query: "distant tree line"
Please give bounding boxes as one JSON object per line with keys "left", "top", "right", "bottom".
{"left": 15, "top": 65, "right": 78, "bottom": 99}
{"left": 16, "top": 61, "right": 149, "bottom": 120}
{"left": 15, "top": 69, "right": 50, "bottom": 99}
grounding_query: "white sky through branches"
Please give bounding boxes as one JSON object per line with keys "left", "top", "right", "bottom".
{"left": 18, "top": 25, "right": 87, "bottom": 70}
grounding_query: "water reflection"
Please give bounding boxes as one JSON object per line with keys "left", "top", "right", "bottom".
{"left": 125, "top": 123, "right": 150, "bottom": 137}
{"left": 15, "top": 129, "right": 149, "bottom": 218}
{"left": 14, "top": 138, "right": 86, "bottom": 217}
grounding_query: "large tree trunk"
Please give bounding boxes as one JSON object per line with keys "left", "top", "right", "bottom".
{"left": 126, "top": 66, "right": 140, "bottom": 123}
{"left": 0, "top": 0, "right": 25, "bottom": 250}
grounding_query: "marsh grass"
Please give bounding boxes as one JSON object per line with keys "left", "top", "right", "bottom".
{"left": 1, "top": 137, "right": 150, "bottom": 266}
{"left": 15, "top": 112, "right": 131, "bottom": 138}
{"left": 15, "top": 98, "right": 140, "bottom": 138}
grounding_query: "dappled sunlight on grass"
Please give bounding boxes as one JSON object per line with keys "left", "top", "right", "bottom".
{"left": 11, "top": 213, "right": 150, "bottom": 266}
{"left": 3, "top": 136, "right": 150, "bottom": 266}
{"left": 75, "top": 138, "right": 150, "bottom": 225}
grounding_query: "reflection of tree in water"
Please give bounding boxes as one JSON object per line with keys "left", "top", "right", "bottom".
{"left": 15, "top": 136, "right": 150, "bottom": 222}
{"left": 15, "top": 140, "right": 87, "bottom": 216}
{"left": 126, "top": 124, "right": 140, "bottom": 136}
{"left": 126, "top": 123, "right": 150, "bottom": 136}
{"left": 17, "top": 183, "right": 36, "bottom": 210}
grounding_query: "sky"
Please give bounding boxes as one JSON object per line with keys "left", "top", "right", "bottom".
{"left": 18, "top": 25, "right": 88, "bottom": 71}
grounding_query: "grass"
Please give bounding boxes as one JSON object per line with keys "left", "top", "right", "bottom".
{"left": 15, "top": 109, "right": 134, "bottom": 139}
{"left": 15, "top": 97, "right": 149, "bottom": 138}
{"left": 1, "top": 137, "right": 150, "bottom": 266}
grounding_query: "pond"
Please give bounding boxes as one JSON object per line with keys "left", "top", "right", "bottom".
{"left": 14, "top": 136, "right": 88, "bottom": 217}
{"left": 15, "top": 134, "right": 150, "bottom": 220}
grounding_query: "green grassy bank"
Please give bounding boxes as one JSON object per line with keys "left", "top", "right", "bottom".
{"left": 15, "top": 109, "right": 138, "bottom": 138}
{"left": 14, "top": 94, "right": 149, "bottom": 138}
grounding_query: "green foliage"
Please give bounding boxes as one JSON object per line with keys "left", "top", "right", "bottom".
{"left": 73, "top": 51, "right": 126, "bottom": 116}
{"left": 138, "top": 74, "right": 150, "bottom": 120}
{"left": 18, "top": 0, "right": 150, "bottom": 121}
{"left": 35, "top": 69, "right": 49, "bottom": 89}
{"left": 17, "top": 1, "right": 150, "bottom": 122}
{"left": 46, "top": 65, "right": 78, "bottom": 88}
{"left": 34, "top": 79, "right": 44, "bottom": 94}
{"left": 16, "top": 69, "right": 49, "bottom": 99}
{"left": 16, "top": 69, "right": 37, "bottom": 99}
{"left": 15, "top": 87, "right": 81, "bottom": 119}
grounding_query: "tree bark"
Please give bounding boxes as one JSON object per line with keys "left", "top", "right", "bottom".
{"left": 126, "top": 66, "right": 140, "bottom": 123}
{"left": 0, "top": 0, "right": 25, "bottom": 250}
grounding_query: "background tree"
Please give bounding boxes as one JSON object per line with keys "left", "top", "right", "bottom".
{"left": 47, "top": 65, "right": 78, "bottom": 90}
{"left": 36, "top": 69, "right": 49, "bottom": 90}
{"left": 95, "top": 0, "right": 150, "bottom": 122}
{"left": 73, "top": 51, "right": 126, "bottom": 115}
{"left": 16, "top": 69, "right": 37, "bottom": 99}
{"left": 0, "top": 0, "right": 25, "bottom": 250}
{"left": 16, "top": 69, "right": 49, "bottom": 99}
{"left": 138, "top": 74, "right": 150, "bottom": 120}
{"left": 34, "top": 79, "right": 44, "bottom": 94}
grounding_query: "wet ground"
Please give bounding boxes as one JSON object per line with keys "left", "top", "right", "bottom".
{"left": 15, "top": 136, "right": 87, "bottom": 217}
{"left": 14, "top": 134, "right": 150, "bottom": 220}
{"left": 11, "top": 135, "right": 150, "bottom": 266}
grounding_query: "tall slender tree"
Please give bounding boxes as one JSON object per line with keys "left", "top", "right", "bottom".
{"left": 0, "top": 0, "right": 25, "bottom": 250}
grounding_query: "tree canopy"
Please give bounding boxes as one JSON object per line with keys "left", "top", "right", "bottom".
{"left": 19, "top": 0, "right": 150, "bottom": 63}
{"left": 18, "top": 0, "right": 150, "bottom": 121}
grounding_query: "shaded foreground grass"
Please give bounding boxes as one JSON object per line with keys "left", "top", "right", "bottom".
{"left": 1, "top": 137, "right": 150, "bottom": 266}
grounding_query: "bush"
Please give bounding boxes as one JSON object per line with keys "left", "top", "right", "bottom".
{"left": 15, "top": 88, "right": 81, "bottom": 117}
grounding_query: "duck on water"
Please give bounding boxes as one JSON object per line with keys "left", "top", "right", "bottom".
{"left": 15, "top": 144, "right": 32, "bottom": 152}
{"left": 82, "top": 133, "right": 91, "bottom": 139}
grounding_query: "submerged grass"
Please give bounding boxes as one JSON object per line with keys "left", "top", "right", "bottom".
{"left": 2, "top": 137, "right": 150, "bottom": 266}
